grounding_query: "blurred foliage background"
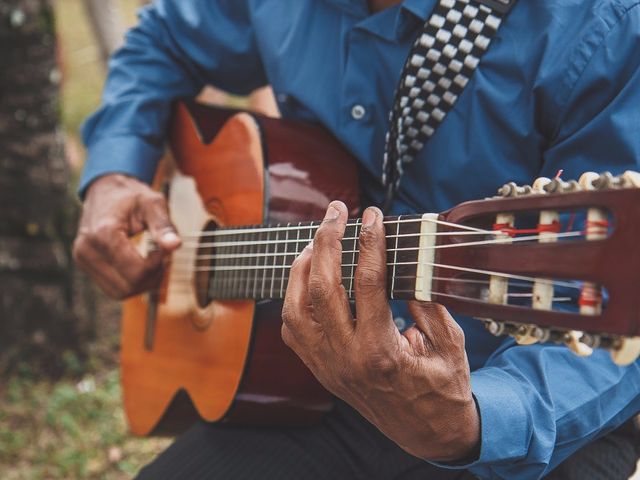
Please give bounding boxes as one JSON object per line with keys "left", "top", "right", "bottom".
{"left": 1, "top": 1, "right": 171, "bottom": 478}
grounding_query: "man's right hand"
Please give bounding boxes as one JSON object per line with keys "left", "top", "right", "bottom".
{"left": 73, "top": 174, "right": 181, "bottom": 300}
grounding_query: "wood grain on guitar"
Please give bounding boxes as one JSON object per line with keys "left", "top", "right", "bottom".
{"left": 121, "top": 101, "right": 640, "bottom": 436}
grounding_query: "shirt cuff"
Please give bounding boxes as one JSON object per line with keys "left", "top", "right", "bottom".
{"left": 429, "top": 367, "right": 532, "bottom": 471}
{"left": 78, "top": 135, "right": 164, "bottom": 198}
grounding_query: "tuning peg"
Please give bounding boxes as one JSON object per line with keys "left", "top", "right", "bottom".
{"left": 497, "top": 182, "right": 533, "bottom": 197}
{"left": 531, "top": 326, "right": 551, "bottom": 343}
{"left": 578, "top": 172, "right": 599, "bottom": 190}
{"left": 609, "top": 337, "right": 640, "bottom": 366}
{"left": 532, "top": 177, "right": 551, "bottom": 193}
{"left": 621, "top": 170, "right": 640, "bottom": 188}
{"left": 484, "top": 320, "right": 505, "bottom": 336}
{"left": 544, "top": 178, "right": 580, "bottom": 194}
{"left": 513, "top": 325, "right": 539, "bottom": 345}
{"left": 592, "top": 171, "right": 619, "bottom": 190}
{"left": 564, "top": 331, "right": 594, "bottom": 357}
{"left": 579, "top": 333, "right": 601, "bottom": 349}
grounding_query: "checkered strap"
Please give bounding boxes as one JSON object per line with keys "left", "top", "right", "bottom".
{"left": 382, "top": 0, "right": 516, "bottom": 212}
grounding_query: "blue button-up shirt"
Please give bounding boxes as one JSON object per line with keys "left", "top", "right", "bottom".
{"left": 80, "top": 1, "right": 640, "bottom": 478}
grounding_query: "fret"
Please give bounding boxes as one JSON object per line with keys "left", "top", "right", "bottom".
{"left": 251, "top": 228, "right": 263, "bottom": 299}
{"left": 341, "top": 221, "right": 359, "bottom": 299}
{"left": 269, "top": 227, "right": 280, "bottom": 298}
{"left": 259, "top": 229, "right": 271, "bottom": 299}
{"left": 242, "top": 227, "right": 250, "bottom": 298}
{"left": 237, "top": 230, "right": 247, "bottom": 299}
{"left": 279, "top": 223, "right": 291, "bottom": 298}
{"left": 392, "top": 215, "right": 422, "bottom": 300}
{"left": 230, "top": 232, "right": 239, "bottom": 298}
{"left": 390, "top": 216, "right": 401, "bottom": 300}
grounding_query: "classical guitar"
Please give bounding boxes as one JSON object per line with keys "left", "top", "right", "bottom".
{"left": 121, "top": 101, "right": 640, "bottom": 436}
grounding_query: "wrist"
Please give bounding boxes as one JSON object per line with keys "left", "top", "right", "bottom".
{"left": 427, "top": 396, "right": 481, "bottom": 463}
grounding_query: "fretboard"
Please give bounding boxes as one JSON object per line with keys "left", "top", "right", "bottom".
{"left": 197, "top": 215, "right": 423, "bottom": 302}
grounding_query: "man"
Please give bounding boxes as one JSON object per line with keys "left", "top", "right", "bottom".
{"left": 73, "top": 0, "right": 640, "bottom": 478}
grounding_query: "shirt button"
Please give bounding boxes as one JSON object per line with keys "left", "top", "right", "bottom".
{"left": 394, "top": 316, "right": 407, "bottom": 330}
{"left": 351, "top": 104, "right": 366, "bottom": 120}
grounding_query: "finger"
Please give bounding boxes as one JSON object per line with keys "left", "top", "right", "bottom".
{"left": 137, "top": 192, "right": 181, "bottom": 251}
{"left": 407, "top": 301, "right": 466, "bottom": 356}
{"left": 83, "top": 218, "right": 167, "bottom": 294}
{"left": 309, "top": 201, "right": 354, "bottom": 339}
{"left": 354, "top": 207, "right": 398, "bottom": 342}
{"left": 106, "top": 229, "right": 166, "bottom": 284}
{"left": 282, "top": 243, "right": 316, "bottom": 344}
{"left": 74, "top": 239, "right": 138, "bottom": 299}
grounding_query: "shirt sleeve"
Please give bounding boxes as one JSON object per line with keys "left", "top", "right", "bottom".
{"left": 435, "top": 3, "right": 640, "bottom": 478}
{"left": 78, "top": 0, "right": 267, "bottom": 196}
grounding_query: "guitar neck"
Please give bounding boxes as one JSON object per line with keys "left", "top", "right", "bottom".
{"left": 200, "top": 215, "right": 428, "bottom": 302}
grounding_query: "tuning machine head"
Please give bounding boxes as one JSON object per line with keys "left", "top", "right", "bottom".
{"left": 608, "top": 337, "right": 640, "bottom": 366}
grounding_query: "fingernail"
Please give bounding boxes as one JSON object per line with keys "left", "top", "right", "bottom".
{"left": 162, "top": 231, "right": 180, "bottom": 245}
{"left": 324, "top": 204, "right": 340, "bottom": 221}
{"left": 362, "top": 207, "right": 377, "bottom": 229}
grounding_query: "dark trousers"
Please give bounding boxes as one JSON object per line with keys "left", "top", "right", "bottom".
{"left": 137, "top": 401, "right": 639, "bottom": 480}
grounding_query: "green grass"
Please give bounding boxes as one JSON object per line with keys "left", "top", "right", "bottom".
{"left": 0, "top": 369, "right": 170, "bottom": 479}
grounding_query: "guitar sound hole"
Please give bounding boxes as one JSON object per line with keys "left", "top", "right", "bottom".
{"left": 194, "top": 220, "right": 218, "bottom": 308}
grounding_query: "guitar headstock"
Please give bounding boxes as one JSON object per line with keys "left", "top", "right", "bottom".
{"left": 427, "top": 171, "right": 640, "bottom": 365}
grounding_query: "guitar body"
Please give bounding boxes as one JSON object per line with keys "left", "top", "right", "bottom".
{"left": 121, "top": 101, "right": 359, "bottom": 435}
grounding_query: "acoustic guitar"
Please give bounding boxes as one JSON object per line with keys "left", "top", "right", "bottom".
{"left": 121, "top": 100, "right": 640, "bottom": 436}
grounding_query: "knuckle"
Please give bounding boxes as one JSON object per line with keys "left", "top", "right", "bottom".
{"left": 281, "top": 302, "right": 298, "bottom": 327}
{"left": 308, "top": 275, "right": 333, "bottom": 304}
{"left": 362, "top": 351, "right": 398, "bottom": 376}
{"left": 93, "top": 219, "right": 119, "bottom": 239}
{"left": 356, "top": 266, "right": 385, "bottom": 294}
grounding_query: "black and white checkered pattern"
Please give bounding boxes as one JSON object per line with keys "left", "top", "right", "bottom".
{"left": 382, "top": 0, "right": 514, "bottom": 211}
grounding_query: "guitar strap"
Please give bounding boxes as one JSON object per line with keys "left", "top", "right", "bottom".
{"left": 382, "top": 0, "right": 517, "bottom": 212}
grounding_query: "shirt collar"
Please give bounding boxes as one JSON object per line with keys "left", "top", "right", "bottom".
{"left": 324, "top": 0, "right": 438, "bottom": 42}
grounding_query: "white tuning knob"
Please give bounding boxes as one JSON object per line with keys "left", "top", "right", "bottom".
{"left": 578, "top": 172, "right": 599, "bottom": 190}
{"left": 513, "top": 325, "right": 539, "bottom": 345}
{"left": 564, "top": 331, "right": 594, "bottom": 357}
{"left": 622, "top": 170, "right": 640, "bottom": 188}
{"left": 610, "top": 337, "right": 640, "bottom": 366}
{"left": 532, "top": 177, "right": 552, "bottom": 193}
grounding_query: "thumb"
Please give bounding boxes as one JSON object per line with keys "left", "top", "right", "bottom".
{"left": 139, "top": 192, "right": 181, "bottom": 252}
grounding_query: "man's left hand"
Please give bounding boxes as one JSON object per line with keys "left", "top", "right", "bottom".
{"left": 282, "top": 201, "right": 480, "bottom": 462}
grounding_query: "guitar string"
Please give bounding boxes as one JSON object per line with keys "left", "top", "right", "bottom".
{"left": 167, "top": 230, "right": 584, "bottom": 270}
{"left": 159, "top": 274, "right": 580, "bottom": 298}
{"left": 163, "top": 276, "right": 564, "bottom": 292}
{"left": 156, "top": 261, "right": 584, "bottom": 298}
{"left": 175, "top": 217, "right": 494, "bottom": 239}
{"left": 179, "top": 231, "right": 489, "bottom": 249}
{"left": 154, "top": 285, "right": 576, "bottom": 305}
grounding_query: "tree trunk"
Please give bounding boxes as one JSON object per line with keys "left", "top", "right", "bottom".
{"left": 0, "top": 0, "right": 87, "bottom": 376}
